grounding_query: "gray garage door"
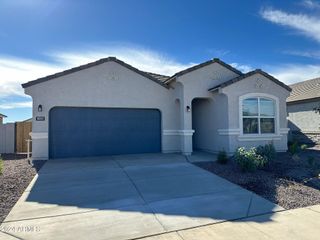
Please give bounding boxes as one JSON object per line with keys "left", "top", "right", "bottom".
{"left": 49, "top": 107, "right": 161, "bottom": 159}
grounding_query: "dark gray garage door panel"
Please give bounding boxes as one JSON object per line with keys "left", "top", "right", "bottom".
{"left": 49, "top": 107, "right": 161, "bottom": 159}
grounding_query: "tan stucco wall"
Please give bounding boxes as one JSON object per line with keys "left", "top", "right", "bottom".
{"left": 25, "top": 61, "right": 180, "bottom": 159}
{"left": 287, "top": 101, "right": 320, "bottom": 132}
{"left": 221, "top": 73, "right": 290, "bottom": 152}
{"left": 175, "top": 62, "right": 239, "bottom": 154}
{"left": 24, "top": 59, "right": 290, "bottom": 159}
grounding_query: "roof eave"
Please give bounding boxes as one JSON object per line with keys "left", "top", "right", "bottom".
{"left": 287, "top": 96, "right": 320, "bottom": 105}
{"left": 164, "top": 58, "right": 243, "bottom": 84}
{"left": 208, "top": 86, "right": 221, "bottom": 92}
{"left": 207, "top": 69, "right": 291, "bottom": 92}
{"left": 21, "top": 57, "right": 170, "bottom": 89}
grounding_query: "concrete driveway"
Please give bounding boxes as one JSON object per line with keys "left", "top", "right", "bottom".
{"left": 0, "top": 153, "right": 282, "bottom": 240}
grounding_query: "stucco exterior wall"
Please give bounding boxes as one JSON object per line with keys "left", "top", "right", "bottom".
{"left": 25, "top": 61, "right": 180, "bottom": 160}
{"left": 24, "top": 59, "right": 290, "bottom": 159}
{"left": 221, "top": 73, "right": 290, "bottom": 152}
{"left": 287, "top": 101, "right": 320, "bottom": 132}
{"left": 176, "top": 62, "right": 239, "bottom": 154}
{"left": 191, "top": 94, "right": 229, "bottom": 153}
{"left": 287, "top": 100, "right": 320, "bottom": 144}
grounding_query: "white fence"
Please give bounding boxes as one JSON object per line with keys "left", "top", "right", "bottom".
{"left": 0, "top": 123, "right": 15, "bottom": 153}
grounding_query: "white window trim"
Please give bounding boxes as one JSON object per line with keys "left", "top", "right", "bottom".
{"left": 239, "top": 93, "right": 280, "bottom": 138}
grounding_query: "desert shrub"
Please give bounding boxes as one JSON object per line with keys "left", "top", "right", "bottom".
{"left": 300, "top": 144, "right": 308, "bottom": 151}
{"left": 234, "top": 147, "right": 267, "bottom": 172}
{"left": 256, "top": 144, "right": 276, "bottom": 162}
{"left": 217, "top": 149, "right": 228, "bottom": 164}
{"left": 289, "top": 141, "right": 299, "bottom": 155}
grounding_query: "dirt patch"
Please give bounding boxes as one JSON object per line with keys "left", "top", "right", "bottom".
{"left": 194, "top": 149, "right": 320, "bottom": 210}
{"left": 0, "top": 154, "right": 45, "bottom": 223}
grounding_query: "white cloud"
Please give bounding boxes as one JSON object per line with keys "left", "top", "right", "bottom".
{"left": 0, "top": 45, "right": 195, "bottom": 110}
{"left": 0, "top": 101, "right": 32, "bottom": 109}
{"left": 301, "top": 0, "right": 320, "bottom": 9}
{"left": 230, "top": 63, "right": 253, "bottom": 73}
{"left": 268, "top": 64, "right": 320, "bottom": 85}
{"left": 283, "top": 50, "right": 320, "bottom": 59}
{"left": 3, "top": 43, "right": 318, "bottom": 112}
{"left": 0, "top": 56, "right": 63, "bottom": 98}
{"left": 260, "top": 8, "right": 320, "bottom": 42}
{"left": 49, "top": 45, "right": 194, "bottom": 76}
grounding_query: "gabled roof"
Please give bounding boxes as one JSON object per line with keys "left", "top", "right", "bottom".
{"left": 208, "top": 69, "right": 292, "bottom": 92}
{"left": 22, "top": 57, "right": 169, "bottom": 89}
{"left": 0, "top": 113, "right": 7, "bottom": 118}
{"left": 287, "top": 77, "right": 320, "bottom": 103}
{"left": 164, "top": 58, "right": 243, "bottom": 84}
{"left": 142, "top": 72, "right": 170, "bottom": 83}
{"left": 22, "top": 56, "right": 285, "bottom": 93}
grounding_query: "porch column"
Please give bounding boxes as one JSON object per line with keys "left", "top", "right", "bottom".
{"left": 180, "top": 100, "right": 194, "bottom": 155}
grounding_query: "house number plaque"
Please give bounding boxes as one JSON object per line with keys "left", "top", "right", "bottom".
{"left": 36, "top": 116, "right": 45, "bottom": 121}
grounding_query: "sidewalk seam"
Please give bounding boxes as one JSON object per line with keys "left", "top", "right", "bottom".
{"left": 0, "top": 230, "right": 22, "bottom": 240}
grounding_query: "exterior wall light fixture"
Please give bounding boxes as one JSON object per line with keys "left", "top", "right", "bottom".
{"left": 38, "top": 104, "right": 43, "bottom": 112}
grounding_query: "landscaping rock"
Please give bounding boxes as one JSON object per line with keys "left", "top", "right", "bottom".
{"left": 194, "top": 148, "right": 320, "bottom": 210}
{"left": 0, "top": 154, "right": 45, "bottom": 223}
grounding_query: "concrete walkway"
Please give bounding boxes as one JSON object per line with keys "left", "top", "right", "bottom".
{"left": 141, "top": 205, "right": 320, "bottom": 240}
{"left": 0, "top": 153, "right": 282, "bottom": 240}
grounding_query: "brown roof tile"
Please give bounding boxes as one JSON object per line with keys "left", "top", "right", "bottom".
{"left": 164, "top": 58, "right": 243, "bottom": 84}
{"left": 208, "top": 69, "right": 292, "bottom": 92}
{"left": 142, "top": 72, "right": 170, "bottom": 83}
{"left": 287, "top": 77, "right": 320, "bottom": 103}
{"left": 22, "top": 57, "right": 169, "bottom": 89}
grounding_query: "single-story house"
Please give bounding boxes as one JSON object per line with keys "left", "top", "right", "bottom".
{"left": 0, "top": 113, "right": 7, "bottom": 124}
{"left": 22, "top": 57, "right": 291, "bottom": 160}
{"left": 287, "top": 77, "right": 320, "bottom": 144}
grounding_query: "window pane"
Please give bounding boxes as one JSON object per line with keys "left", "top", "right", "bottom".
{"left": 243, "top": 118, "right": 258, "bottom": 134}
{"left": 260, "top": 118, "right": 275, "bottom": 133}
{"left": 260, "top": 98, "right": 275, "bottom": 116}
{"left": 242, "top": 98, "right": 258, "bottom": 116}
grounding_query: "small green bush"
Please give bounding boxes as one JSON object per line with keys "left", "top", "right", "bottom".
{"left": 256, "top": 144, "right": 276, "bottom": 162}
{"left": 300, "top": 144, "right": 308, "bottom": 151}
{"left": 234, "top": 147, "right": 267, "bottom": 172}
{"left": 217, "top": 150, "right": 228, "bottom": 164}
{"left": 289, "top": 141, "right": 299, "bottom": 155}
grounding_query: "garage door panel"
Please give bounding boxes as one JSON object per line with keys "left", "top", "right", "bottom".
{"left": 49, "top": 107, "right": 161, "bottom": 159}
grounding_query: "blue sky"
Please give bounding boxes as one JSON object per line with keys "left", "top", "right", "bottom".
{"left": 1, "top": 0, "right": 320, "bottom": 122}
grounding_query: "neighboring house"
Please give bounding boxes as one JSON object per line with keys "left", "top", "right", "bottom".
{"left": 0, "top": 113, "right": 15, "bottom": 154}
{"left": 287, "top": 77, "right": 320, "bottom": 144}
{"left": 22, "top": 57, "right": 291, "bottom": 160}
{"left": 0, "top": 113, "right": 7, "bottom": 125}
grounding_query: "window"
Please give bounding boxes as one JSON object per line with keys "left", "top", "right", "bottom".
{"left": 242, "top": 97, "right": 276, "bottom": 134}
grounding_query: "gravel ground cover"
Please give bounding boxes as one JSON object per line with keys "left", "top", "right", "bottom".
{"left": 0, "top": 154, "right": 45, "bottom": 223}
{"left": 194, "top": 148, "right": 320, "bottom": 209}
